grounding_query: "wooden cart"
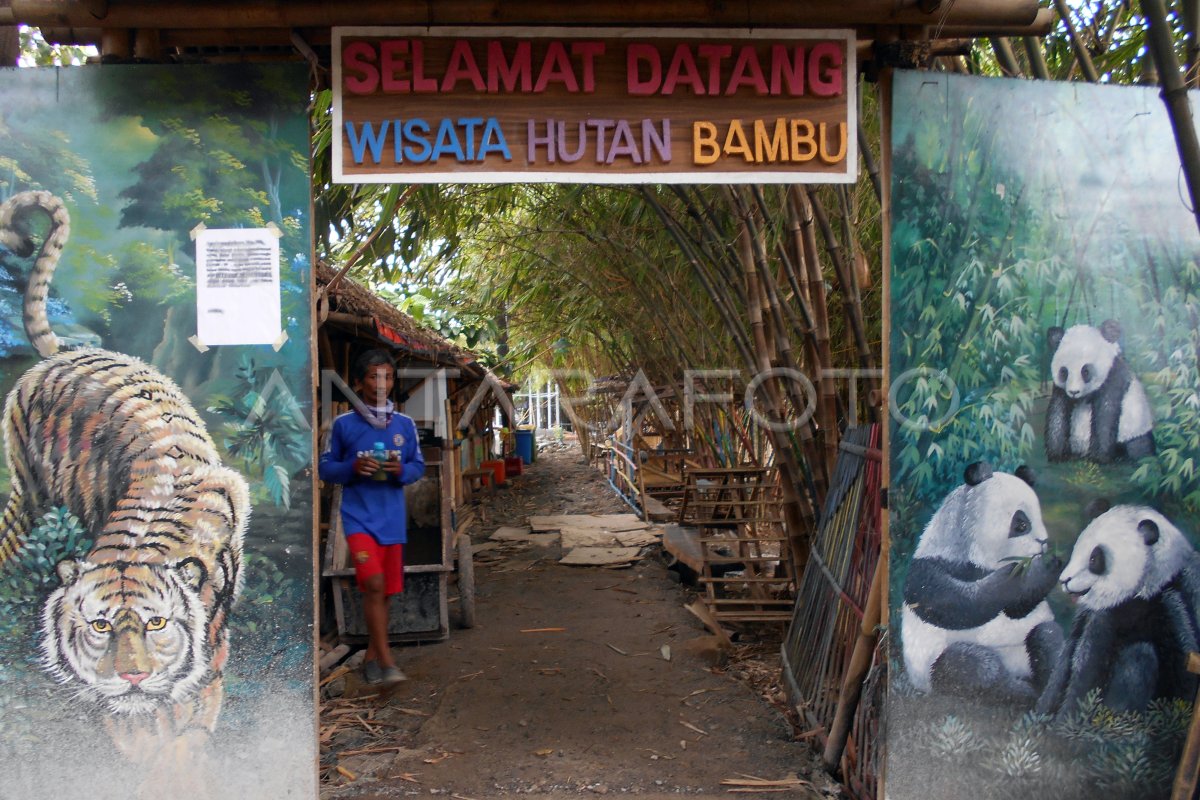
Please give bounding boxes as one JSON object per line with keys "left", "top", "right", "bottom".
{"left": 322, "top": 447, "right": 475, "bottom": 643}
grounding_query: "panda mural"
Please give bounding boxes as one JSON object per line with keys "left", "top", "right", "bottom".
{"left": 1037, "top": 503, "right": 1200, "bottom": 717}
{"left": 1045, "top": 320, "right": 1155, "bottom": 463}
{"left": 901, "top": 462, "right": 1063, "bottom": 704}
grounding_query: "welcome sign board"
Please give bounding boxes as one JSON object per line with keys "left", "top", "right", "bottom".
{"left": 333, "top": 27, "right": 856, "bottom": 183}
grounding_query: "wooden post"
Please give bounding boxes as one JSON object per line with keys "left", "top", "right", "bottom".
{"left": 822, "top": 563, "right": 883, "bottom": 774}
{"left": 1170, "top": 652, "right": 1200, "bottom": 800}
{"left": 133, "top": 27, "right": 161, "bottom": 61}
{"left": 99, "top": 27, "right": 131, "bottom": 61}
{"left": 877, "top": 33, "right": 897, "bottom": 800}
{"left": 0, "top": 0, "right": 17, "bottom": 67}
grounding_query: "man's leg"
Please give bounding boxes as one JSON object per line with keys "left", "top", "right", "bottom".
{"left": 361, "top": 573, "right": 397, "bottom": 669}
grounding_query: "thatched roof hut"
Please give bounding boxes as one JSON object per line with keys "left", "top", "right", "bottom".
{"left": 316, "top": 262, "right": 483, "bottom": 377}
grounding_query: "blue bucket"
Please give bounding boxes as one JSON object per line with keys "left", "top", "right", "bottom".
{"left": 515, "top": 429, "right": 535, "bottom": 464}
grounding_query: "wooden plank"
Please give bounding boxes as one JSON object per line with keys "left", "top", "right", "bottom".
{"left": 322, "top": 485, "right": 351, "bottom": 575}
{"left": 530, "top": 513, "right": 648, "bottom": 532}
{"left": 642, "top": 494, "right": 675, "bottom": 523}
{"left": 683, "top": 599, "right": 734, "bottom": 649}
{"left": 709, "top": 599, "right": 795, "bottom": 606}
{"left": 700, "top": 577, "right": 792, "bottom": 583}
{"left": 560, "top": 527, "right": 659, "bottom": 549}
{"left": 699, "top": 536, "right": 789, "bottom": 543}
{"left": 319, "top": 643, "right": 351, "bottom": 673}
{"left": 558, "top": 546, "right": 642, "bottom": 566}
{"left": 663, "top": 524, "right": 705, "bottom": 573}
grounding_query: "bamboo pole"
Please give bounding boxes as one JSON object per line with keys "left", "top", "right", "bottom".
{"left": 989, "top": 35, "right": 1023, "bottom": 77}
{"left": 1022, "top": 35, "right": 1050, "bottom": 79}
{"left": 738, "top": 188, "right": 829, "bottom": 495}
{"left": 878, "top": 31, "right": 896, "bottom": 662}
{"left": 821, "top": 563, "right": 883, "bottom": 774}
{"left": 786, "top": 190, "right": 840, "bottom": 483}
{"left": 857, "top": 126, "right": 883, "bottom": 205}
{"left": 936, "top": 7, "right": 1055, "bottom": 36}
{"left": 1171, "top": 653, "right": 1200, "bottom": 799}
{"left": 804, "top": 187, "right": 879, "bottom": 399}
{"left": 791, "top": 188, "right": 836, "bottom": 381}
{"left": 737, "top": 220, "right": 813, "bottom": 575}
{"left": 1052, "top": 0, "right": 1101, "bottom": 82}
{"left": 1141, "top": 0, "right": 1200, "bottom": 238}
{"left": 1186, "top": 0, "right": 1200, "bottom": 87}
{"left": 749, "top": 186, "right": 823, "bottom": 345}
{"left": 9, "top": 0, "right": 1044, "bottom": 29}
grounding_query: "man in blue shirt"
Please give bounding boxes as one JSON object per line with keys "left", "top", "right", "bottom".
{"left": 319, "top": 349, "right": 425, "bottom": 685}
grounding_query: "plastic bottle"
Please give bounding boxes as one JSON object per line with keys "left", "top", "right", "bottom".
{"left": 371, "top": 441, "right": 389, "bottom": 481}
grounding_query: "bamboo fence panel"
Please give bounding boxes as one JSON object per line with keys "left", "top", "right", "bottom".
{"left": 780, "top": 423, "right": 881, "bottom": 800}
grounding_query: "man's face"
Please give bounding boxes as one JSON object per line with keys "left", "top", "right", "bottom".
{"left": 359, "top": 364, "right": 395, "bottom": 406}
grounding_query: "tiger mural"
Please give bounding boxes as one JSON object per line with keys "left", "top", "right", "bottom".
{"left": 0, "top": 190, "right": 250, "bottom": 768}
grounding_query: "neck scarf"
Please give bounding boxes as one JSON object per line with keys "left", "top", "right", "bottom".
{"left": 358, "top": 399, "right": 395, "bottom": 430}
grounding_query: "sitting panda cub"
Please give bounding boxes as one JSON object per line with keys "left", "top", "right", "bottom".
{"left": 902, "top": 462, "right": 1063, "bottom": 703}
{"left": 1037, "top": 503, "right": 1200, "bottom": 717}
{"left": 1045, "top": 320, "right": 1154, "bottom": 463}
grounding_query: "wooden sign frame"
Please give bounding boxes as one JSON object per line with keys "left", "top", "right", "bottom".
{"left": 333, "top": 26, "right": 857, "bottom": 184}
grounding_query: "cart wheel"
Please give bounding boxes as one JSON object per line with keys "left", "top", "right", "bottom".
{"left": 456, "top": 532, "right": 476, "bottom": 629}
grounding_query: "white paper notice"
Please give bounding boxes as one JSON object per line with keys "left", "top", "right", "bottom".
{"left": 196, "top": 227, "right": 282, "bottom": 346}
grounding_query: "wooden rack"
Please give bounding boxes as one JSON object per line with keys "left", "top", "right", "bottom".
{"left": 678, "top": 467, "right": 793, "bottom": 624}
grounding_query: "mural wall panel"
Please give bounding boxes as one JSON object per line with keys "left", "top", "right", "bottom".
{"left": 888, "top": 71, "right": 1200, "bottom": 799}
{"left": 0, "top": 64, "right": 316, "bottom": 799}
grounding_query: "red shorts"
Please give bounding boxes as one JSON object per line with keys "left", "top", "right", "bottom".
{"left": 346, "top": 533, "right": 404, "bottom": 596}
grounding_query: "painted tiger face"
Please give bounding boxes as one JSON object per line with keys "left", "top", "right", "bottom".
{"left": 40, "top": 559, "right": 209, "bottom": 715}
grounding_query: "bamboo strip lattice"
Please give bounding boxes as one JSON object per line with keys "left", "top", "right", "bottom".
{"left": 780, "top": 424, "right": 881, "bottom": 800}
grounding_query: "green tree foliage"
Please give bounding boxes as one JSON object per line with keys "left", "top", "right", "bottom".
{"left": 889, "top": 92, "right": 1045, "bottom": 509}
{"left": 208, "top": 355, "right": 310, "bottom": 508}
{"left": 1128, "top": 243, "right": 1200, "bottom": 512}
{"left": 88, "top": 66, "right": 310, "bottom": 256}
{"left": 967, "top": 2, "right": 1175, "bottom": 84}
{"left": 15, "top": 26, "right": 91, "bottom": 67}
{"left": 0, "top": 507, "right": 91, "bottom": 640}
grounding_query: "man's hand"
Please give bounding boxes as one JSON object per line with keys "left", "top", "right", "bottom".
{"left": 354, "top": 456, "right": 381, "bottom": 477}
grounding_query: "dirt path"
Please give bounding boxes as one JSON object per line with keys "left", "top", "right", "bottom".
{"left": 320, "top": 442, "right": 834, "bottom": 799}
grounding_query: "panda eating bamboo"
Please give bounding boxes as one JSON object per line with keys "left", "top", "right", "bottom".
{"left": 901, "top": 462, "right": 1063, "bottom": 704}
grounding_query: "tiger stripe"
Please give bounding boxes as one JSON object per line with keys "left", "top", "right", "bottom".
{"left": 0, "top": 190, "right": 67, "bottom": 358}
{"left": 0, "top": 191, "right": 251, "bottom": 745}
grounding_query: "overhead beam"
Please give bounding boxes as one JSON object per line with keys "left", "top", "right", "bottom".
{"left": 11, "top": 0, "right": 1043, "bottom": 30}
{"left": 940, "top": 6, "right": 1056, "bottom": 36}
{"left": 39, "top": 9, "right": 1056, "bottom": 52}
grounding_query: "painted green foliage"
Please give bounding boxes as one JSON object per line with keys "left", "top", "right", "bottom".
{"left": 891, "top": 72, "right": 1200, "bottom": 530}
{"left": 887, "top": 71, "right": 1200, "bottom": 799}
{"left": 0, "top": 64, "right": 316, "bottom": 797}
{"left": 0, "top": 65, "right": 313, "bottom": 502}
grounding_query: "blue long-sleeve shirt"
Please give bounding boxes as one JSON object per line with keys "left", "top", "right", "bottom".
{"left": 319, "top": 409, "right": 425, "bottom": 544}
